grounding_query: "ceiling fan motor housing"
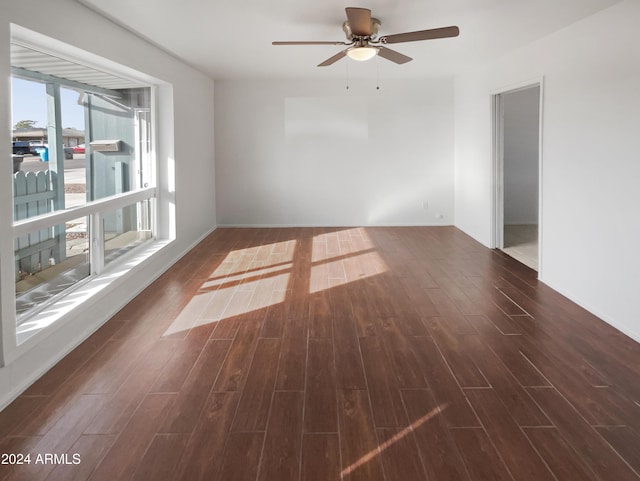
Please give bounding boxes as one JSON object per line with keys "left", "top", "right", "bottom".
{"left": 342, "top": 18, "right": 381, "bottom": 41}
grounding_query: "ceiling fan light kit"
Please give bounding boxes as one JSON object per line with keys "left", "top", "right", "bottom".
{"left": 347, "top": 46, "right": 378, "bottom": 61}
{"left": 272, "top": 7, "right": 459, "bottom": 67}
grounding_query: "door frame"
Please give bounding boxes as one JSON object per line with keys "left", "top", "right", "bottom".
{"left": 491, "top": 77, "right": 544, "bottom": 275}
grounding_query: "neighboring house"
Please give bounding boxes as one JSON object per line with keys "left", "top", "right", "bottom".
{"left": 12, "top": 127, "right": 85, "bottom": 147}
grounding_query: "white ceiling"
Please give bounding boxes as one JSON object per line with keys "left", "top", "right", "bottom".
{"left": 78, "top": 0, "right": 620, "bottom": 80}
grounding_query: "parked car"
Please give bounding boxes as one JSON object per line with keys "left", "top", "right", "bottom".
{"left": 73, "top": 144, "right": 85, "bottom": 154}
{"left": 24, "top": 144, "right": 73, "bottom": 161}
{"left": 12, "top": 141, "right": 36, "bottom": 156}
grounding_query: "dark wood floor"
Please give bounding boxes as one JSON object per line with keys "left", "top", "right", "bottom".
{"left": 1, "top": 227, "right": 640, "bottom": 481}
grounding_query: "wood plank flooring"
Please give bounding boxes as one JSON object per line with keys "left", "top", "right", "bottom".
{"left": 1, "top": 226, "right": 640, "bottom": 481}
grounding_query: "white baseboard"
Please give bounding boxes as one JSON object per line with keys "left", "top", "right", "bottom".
{"left": 538, "top": 276, "right": 640, "bottom": 344}
{"left": 215, "top": 222, "right": 452, "bottom": 228}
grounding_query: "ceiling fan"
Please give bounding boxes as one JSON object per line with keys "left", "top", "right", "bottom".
{"left": 272, "top": 7, "right": 459, "bottom": 67}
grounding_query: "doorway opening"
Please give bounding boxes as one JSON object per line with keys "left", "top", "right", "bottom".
{"left": 492, "top": 82, "right": 542, "bottom": 272}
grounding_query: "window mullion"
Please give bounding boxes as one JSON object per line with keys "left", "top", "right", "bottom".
{"left": 90, "top": 212, "right": 104, "bottom": 275}
{"left": 89, "top": 212, "right": 104, "bottom": 275}
{"left": 46, "top": 82, "right": 66, "bottom": 263}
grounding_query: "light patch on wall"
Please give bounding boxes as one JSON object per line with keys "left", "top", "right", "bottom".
{"left": 283, "top": 97, "right": 371, "bottom": 220}
{"left": 285, "top": 96, "right": 368, "bottom": 139}
{"left": 285, "top": 96, "right": 369, "bottom": 166}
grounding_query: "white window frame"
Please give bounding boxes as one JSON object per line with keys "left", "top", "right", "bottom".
{"left": 1, "top": 25, "right": 175, "bottom": 367}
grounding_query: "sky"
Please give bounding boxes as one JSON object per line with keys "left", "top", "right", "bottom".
{"left": 11, "top": 77, "right": 85, "bottom": 130}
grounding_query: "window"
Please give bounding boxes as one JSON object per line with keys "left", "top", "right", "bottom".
{"left": 7, "top": 32, "right": 169, "bottom": 344}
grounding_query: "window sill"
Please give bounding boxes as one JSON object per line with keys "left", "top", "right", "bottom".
{"left": 14, "top": 238, "right": 172, "bottom": 349}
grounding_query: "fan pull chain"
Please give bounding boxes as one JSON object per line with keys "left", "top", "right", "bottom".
{"left": 376, "top": 56, "right": 380, "bottom": 90}
{"left": 346, "top": 61, "right": 350, "bottom": 90}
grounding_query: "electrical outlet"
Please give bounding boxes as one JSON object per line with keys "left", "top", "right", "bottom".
{"left": 421, "top": 201, "right": 428, "bottom": 209}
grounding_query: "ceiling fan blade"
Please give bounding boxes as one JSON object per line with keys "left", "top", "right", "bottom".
{"left": 381, "top": 26, "right": 460, "bottom": 44}
{"left": 345, "top": 7, "right": 372, "bottom": 36}
{"left": 272, "top": 41, "right": 347, "bottom": 46}
{"left": 318, "top": 49, "right": 348, "bottom": 67}
{"left": 377, "top": 46, "right": 412, "bottom": 64}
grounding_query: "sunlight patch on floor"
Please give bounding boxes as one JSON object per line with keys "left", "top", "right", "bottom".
{"left": 162, "top": 240, "right": 295, "bottom": 337}
{"left": 341, "top": 404, "right": 447, "bottom": 477}
{"left": 310, "top": 228, "right": 386, "bottom": 294}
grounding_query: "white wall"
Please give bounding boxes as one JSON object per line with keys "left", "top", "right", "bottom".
{"left": 0, "top": 0, "right": 216, "bottom": 407}
{"left": 503, "top": 86, "right": 539, "bottom": 225}
{"left": 454, "top": 0, "right": 640, "bottom": 340}
{"left": 215, "top": 78, "right": 454, "bottom": 227}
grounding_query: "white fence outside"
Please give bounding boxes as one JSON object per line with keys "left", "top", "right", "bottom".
{"left": 13, "top": 170, "right": 61, "bottom": 282}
